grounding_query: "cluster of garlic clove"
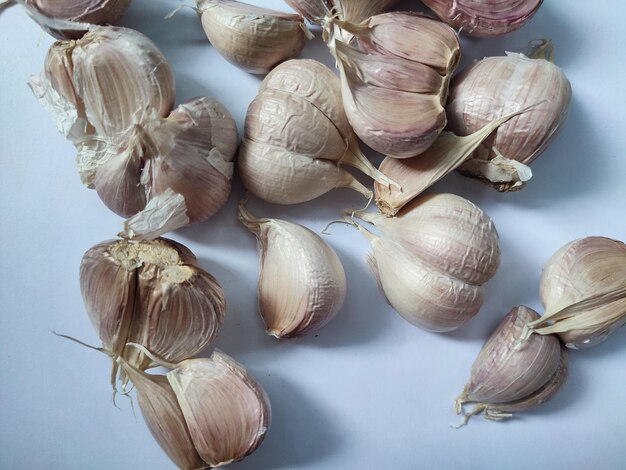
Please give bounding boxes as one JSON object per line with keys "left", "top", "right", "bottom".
{"left": 195, "top": 0, "right": 311, "bottom": 74}
{"left": 456, "top": 306, "right": 568, "bottom": 423}
{"left": 350, "top": 193, "right": 500, "bottom": 332}
{"left": 238, "top": 58, "right": 397, "bottom": 204}
{"left": 422, "top": 0, "right": 543, "bottom": 37}
{"left": 239, "top": 201, "right": 346, "bottom": 338}
{"left": 121, "top": 349, "right": 270, "bottom": 470}
{"left": 30, "top": 26, "right": 239, "bottom": 239}
{"left": 80, "top": 237, "right": 226, "bottom": 386}
{"left": 526, "top": 236, "right": 626, "bottom": 349}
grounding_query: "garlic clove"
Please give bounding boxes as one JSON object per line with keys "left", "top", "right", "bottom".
{"left": 167, "top": 351, "right": 271, "bottom": 468}
{"left": 196, "top": 0, "right": 310, "bottom": 74}
{"left": 422, "top": 0, "right": 543, "bottom": 38}
{"left": 238, "top": 202, "right": 346, "bottom": 337}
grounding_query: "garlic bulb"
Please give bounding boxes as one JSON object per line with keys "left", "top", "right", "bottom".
{"left": 456, "top": 306, "right": 567, "bottom": 423}
{"left": 121, "top": 350, "right": 270, "bottom": 469}
{"left": 351, "top": 193, "right": 500, "bottom": 332}
{"left": 239, "top": 202, "right": 346, "bottom": 338}
{"left": 80, "top": 238, "right": 226, "bottom": 383}
{"left": 285, "top": 0, "right": 398, "bottom": 24}
{"left": 422, "top": 0, "right": 543, "bottom": 37}
{"left": 196, "top": 0, "right": 311, "bottom": 74}
{"left": 526, "top": 237, "right": 626, "bottom": 349}
{"left": 238, "top": 59, "right": 397, "bottom": 204}
{"left": 446, "top": 47, "right": 571, "bottom": 191}
{"left": 326, "top": 12, "right": 460, "bottom": 158}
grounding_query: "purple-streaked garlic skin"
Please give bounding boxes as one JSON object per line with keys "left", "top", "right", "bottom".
{"left": 284, "top": 0, "right": 398, "bottom": 24}
{"left": 422, "top": 0, "right": 543, "bottom": 37}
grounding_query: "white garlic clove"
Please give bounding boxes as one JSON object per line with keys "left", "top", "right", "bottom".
{"left": 527, "top": 237, "right": 626, "bottom": 349}
{"left": 238, "top": 202, "right": 346, "bottom": 338}
{"left": 196, "top": 0, "right": 310, "bottom": 74}
{"left": 422, "top": 0, "right": 543, "bottom": 38}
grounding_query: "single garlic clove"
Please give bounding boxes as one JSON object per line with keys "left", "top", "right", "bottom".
{"left": 167, "top": 351, "right": 271, "bottom": 468}
{"left": 238, "top": 202, "right": 346, "bottom": 337}
{"left": 196, "top": 0, "right": 310, "bottom": 74}
{"left": 528, "top": 236, "right": 626, "bottom": 349}
{"left": 422, "top": 0, "right": 543, "bottom": 38}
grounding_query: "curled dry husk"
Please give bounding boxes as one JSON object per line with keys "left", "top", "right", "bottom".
{"left": 525, "top": 236, "right": 626, "bottom": 349}
{"left": 285, "top": 0, "right": 398, "bottom": 24}
{"left": 327, "top": 12, "right": 461, "bottom": 157}
{"left": 351, "top": 193, "right": 499, "bottom": 332}
{"left": 238, "top": 58, "right": 397, "bottom": 204}
{"left": 447, "top": 45, "right": 572, "bottom": 191}
{"left": 121, "top": 349, "right": 270, "bottom": 469}
{"left": 238, "top": 202, "right": 346, "bottom": 338}
{"left": 30, "top": 26, "right": 238, "bottom": 239}
{"left": 422, "top": 0, "right": 543, "bottom": 37}
{"left": 456, "top": 306, "right": 567, "bottom": 424}
{"left": 196, "top": 0, "right": 311, "bottom": 74}
{"left": 80, "top": 237, "right": 226, "bottom": 386}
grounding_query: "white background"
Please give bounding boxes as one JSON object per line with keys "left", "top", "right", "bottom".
{"left": 1, "top": 1, "right": 625, "bottom": 469}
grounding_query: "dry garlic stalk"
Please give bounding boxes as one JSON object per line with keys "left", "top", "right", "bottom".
{"left": 526, "top": 236, "right": 626, "bottom": 349}
{"left": 456, "top": 306, "right": 567, "bottom": 424}
{"left": 238, "top": 59, "right": 397, "bottom": 204}
{"left": 238, "top": 201, "right": 346, "bottom": 338}
{"left": 30, "top": 27, "right": 238, "bottom": 239}
{"left": 285, "top": 0, "right": 398, "bottom": 24}
{"left": 196, "top": 0, "right": 311, "bottom": 74}
{"left": 422, "top": 0, "right": 543, "bottom": 37}
{"left": 447, "top": 43, "right": 571, "bottom": 191}
{"left": 121, "top": 349, "right": 270, "bottom": 469}
{"left": 80, "top": 238, "right": 226, "bottom": 385}
{"left": 351, "top": 193, "right": 499, "bottom": 332}
{"left": 326, "top": 12, "right": 460, "bottom": 157}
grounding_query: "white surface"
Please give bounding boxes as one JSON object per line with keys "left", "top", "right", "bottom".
{"left": 1, "top": 1, "right": 625, "bottom": 469}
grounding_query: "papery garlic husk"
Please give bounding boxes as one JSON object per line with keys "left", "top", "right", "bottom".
{"left": 120, "top": 350, "right": 271, "bottom": 469}
{"left": 526, "top": 237, "right": 626, "bottom": 349}
{"left": 196, "top": 0, "right": 311, "bottom": 74}
{"left": 421, "top": 0, "right": 543, "bottom": 37}
{"left": 285, "top": 0, "right": 398, "bottom": 24}
{"left": 238, "top": 202, "right": 346, "bottom": 338}
{"left": 328, "top": 12, "right": 460, "bottom": 157}
{"left": 238, "top": 58, "right": 397, "bottom": 204}
{"left": 455, "top": 306, "right": 565, "bottom": 423}
{"left": 352, "top": 193, "right": 499, "bottom": 332}
{"left": 80, "top": 237, "right": 226, "bottom": 383}
{"left": 447, "top": 48, "right": 571, "bottom": 191}
{"left": 21, "top": 0, "right": 131, "bottom": 39}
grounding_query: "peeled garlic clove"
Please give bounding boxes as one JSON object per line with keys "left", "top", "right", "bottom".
{"left": 447, "top": 48, "right": 571, "bottom": 190}
{"left": 80, "top": 238, "right": 225, "bottom": 374}
{"left": 353, "top": 193, "right": 499, "bottom": 331}
{"left": 196, "top": 0, "right": 310, "bottom": 74}
{"left": 527, "top": 237, "right": 626, "bottom": 349}
{"left": 455, "top": 306, "right": 562, "bottom": 421}
{"left": 238, "top": 203, "right": 346, "bottom": 337}
{"left": 422, "top": 0, "right": 543, "bottom": 37}
{"left": 168, "top": 351, "right": 271, "bottom": 467}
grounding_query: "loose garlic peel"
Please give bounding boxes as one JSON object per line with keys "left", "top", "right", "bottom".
{"left": 238, "top": 59, "right": 397, "bottom": 205}
{"left": 525, "top": 237, "right": 626, "bottom": 349}
{"left": 196, "top": 0, "right": 311, "bottom": 74}
{"left": 120, "top": 349, "right": 270, "bottom": 469}
{"left": 351, "top": 193, "right": 500, "bottom": 332}
{"left": 239, "top": 202, "right": 346, "bottom": 338}
{"left": 421, "top": 0, "right": 543, "bottom": 38}
{"left": 80, "top": 238, "right": 226, "bottom": 386}
{"left": 285, "top": 0, "right": 398, "bottom": 25}
{"left": 456, "top": 306, "right": 566, "bottom": 424}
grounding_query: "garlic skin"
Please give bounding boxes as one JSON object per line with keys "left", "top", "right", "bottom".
{"left": 196, "top": 0, "right": 310, "bottom": 74}
{"left": 422, "top": 0, "right": 543, "bottom": 37}
{"left": 456, "top": 306, "right": 565, "bottom": 422}
{"left": 353, "top": 193, "right": 500, "bottom": 332}
{"left": 285, "top": 0, "right": 398, "bottom": 24}
{"left": 239, "top": 203, "right": 346, "bottom": 338}
{"left": 528, "top": 237, "right": 626, "bottom": 349}
{"left": 447, "top": 50, "right": 571, "bottom": 191}
{"left": 80, "top": 238, "right": 226, "bottom": 379}
{"left": 238, "top": 59, "right": 396, "bottom": 204}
